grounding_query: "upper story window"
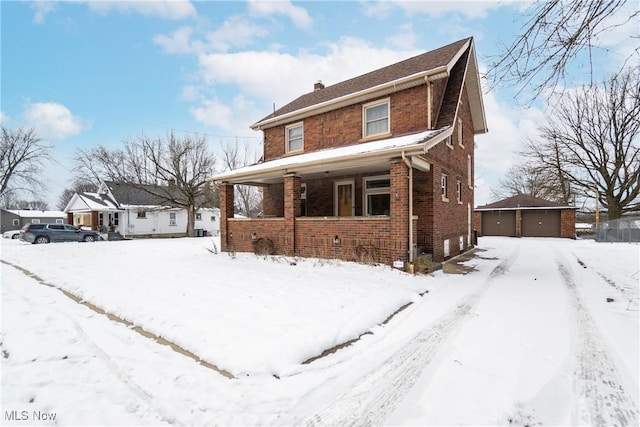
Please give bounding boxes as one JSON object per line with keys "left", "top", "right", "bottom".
{"left": 137, "top": 211, "right": 147, "bottom": 219}
{"left": 364, "top": 175, "right": 391, "bottom": 216}
{"left": 446, "top": 135, "right": 453, "bottom": 149}
{"left": 456, "top": 179, "right": 462, "bottom": 203}
{"left": 363, "top": 99, "right": 390, "bottom": 138}
{"left": 441, "top": 173, "right": 449, "bottom": 202}
{"left": 286, "top": 122, "right": 304, "bottom": 153}
{"left": 458, "top": 118, "right": 464, "bottom": 147}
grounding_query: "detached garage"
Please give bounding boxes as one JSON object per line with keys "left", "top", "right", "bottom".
{"left": 474, "top": 195, "right": 576, "bottom": 239}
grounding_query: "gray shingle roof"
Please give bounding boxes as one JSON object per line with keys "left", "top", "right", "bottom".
{"left": 476, "top": 195, "right": 575, "bottom": 210}
{"left": 255, "top": 37, "right": 472, "bottom": 124}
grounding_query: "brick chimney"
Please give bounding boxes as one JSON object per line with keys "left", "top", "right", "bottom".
{"left": 314, "top": 80, "right": 325, "bottom": 90}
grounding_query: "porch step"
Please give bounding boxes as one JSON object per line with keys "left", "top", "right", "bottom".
{"left": 107, "top": 231, "right": 126, "bottom": 241}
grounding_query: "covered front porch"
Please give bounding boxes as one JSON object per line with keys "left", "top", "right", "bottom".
{"left": 212, "top": 129, "right": 451, "bottom": 268}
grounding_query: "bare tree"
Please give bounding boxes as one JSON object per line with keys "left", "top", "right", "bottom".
{"left": 74, "top": 132, "right": 217, "bottom": 236}
{"left": 220, "top": 141, "right": 262, "bottom": 217}
{"left": 491, "top": 161, "right": 572, "bottom": 204}
{"left": 526, "top": 68, "right": 640, "bottom": 219}
{"left": 0, "top": 127, "right": 51, "bottom": 202}
{"left": 487, "top": 0, "right": 639, "bottom": 101}
{"left": 56, "top": 180, "right": 99, "bottom": 211}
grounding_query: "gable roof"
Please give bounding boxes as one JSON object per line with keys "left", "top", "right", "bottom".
{"left": 251, "top": 37, "right": 487, "bottom": 134}
{"left": 102, "top": 181, "right": 177, "bottom": 206}
{"left": 476, "top": 195, "right": 576, "bottom": 211}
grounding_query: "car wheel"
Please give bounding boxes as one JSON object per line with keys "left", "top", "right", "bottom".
{"left": 34, "top": 236, "right": 49, "bottom": 244}
{"left": 83, "top": 235, "right": 95, "bottom": 242}
{"left": 11, "top": 234, "right": 18, "bottom": 239}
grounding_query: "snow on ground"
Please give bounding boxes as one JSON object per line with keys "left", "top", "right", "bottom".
{"left": 1, "top": 236, "right": 638, "bottom": 426}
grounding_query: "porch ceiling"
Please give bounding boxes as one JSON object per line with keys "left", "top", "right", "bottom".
{"left": 210, "top": 127, "right": 451, "bottom": 186}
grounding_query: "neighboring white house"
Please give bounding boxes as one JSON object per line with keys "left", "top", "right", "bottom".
{"left": 64, "top": 181, "right": 220, "bottom": 239}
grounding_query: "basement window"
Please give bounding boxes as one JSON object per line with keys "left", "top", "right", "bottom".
{"left": 364, "top": 175, "right": 390, "bottom": 216}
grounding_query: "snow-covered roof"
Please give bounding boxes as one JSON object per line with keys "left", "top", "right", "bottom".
{"left": 8, "top": 210, "right": 65, "bottom": 218}
{"left": 210, "top": 128, "right": 451, "bottom": 185}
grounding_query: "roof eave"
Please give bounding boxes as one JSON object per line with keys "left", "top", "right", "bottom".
{"left": 210, "top": 128, "right": 453, "bottom": 185}
{"left": 251, "top": 67, "right": 450, "bottom": 131}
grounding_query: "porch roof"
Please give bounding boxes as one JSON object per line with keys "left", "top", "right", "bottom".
{"left": 210, "top": 127, "right": 451, "bottom": 186}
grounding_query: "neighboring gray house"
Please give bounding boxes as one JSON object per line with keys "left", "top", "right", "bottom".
{"left": 1, "top": 209, "right": 66, "bottom": 234}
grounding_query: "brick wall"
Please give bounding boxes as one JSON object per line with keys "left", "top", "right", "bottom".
{"left": 263, "top": 84, "right": 431, "bottom": 161}
{"left": 561, "top": 209, "right": 576, "bottom": 238}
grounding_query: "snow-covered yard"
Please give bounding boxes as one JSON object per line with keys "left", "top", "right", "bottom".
{"left": 1, "top": 236, "right": 638, "bottom": 426}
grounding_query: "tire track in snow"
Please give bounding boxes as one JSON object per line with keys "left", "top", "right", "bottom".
{"left": 556, "top": 259, "right": 639, "bottom": 426}
{"left": 299, "top": 245, "right": 520, "bottom": 427}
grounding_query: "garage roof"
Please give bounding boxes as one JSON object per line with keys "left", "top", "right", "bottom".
{"left": 476, "top": 195, "right": 576, "bottom": 211}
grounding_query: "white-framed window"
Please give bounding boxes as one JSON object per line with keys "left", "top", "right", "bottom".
{"left": 458, "top": 118, "right": 464, "bottom": 147}
{"left": 31, "top": 219, "right": 40, "bottom": 224}
{"left": 363, "top": 98, "right": 390, "bottom": 138}
{"left": 444, "top": 239, "right": 450, "bottom": 257}
{"left": 285, "top": 122, "right": 304, "bottom": 153}
{"left": 467, "top": 154, "right": 473, "bottom": 188}
{"left": 169, "top": 212, "right": 177, "bottom": 226}
{"left": 300, "top": 183, "right": 307, "bottom": 216}
{"left": 56, "top": 219, "right": 63, "bottom": 224}
{"left": 137, "top": 211, "right": 147, "bottom": 219}
{"left": 12, "top": 219, "right": 19, "bottom": 226}
{"left": 210, "top": 216, "right": 216, "bottom": 222}
{"left": 460, "top": 235, "right": 464, "bottom": 251}
{"left": 195, "top": 212, "right": 202, "bottom": 221}
{"left": 456, "top": 179, "right": 462, "bottom": 203}
{"left": 363, "top": 175, "right": 391, "bottom": 216}
{"left": 441, "top": 174, "right": 448, "bottom": 201}
{"left": 446, "top": 135, "right": 453, "bottom": 148}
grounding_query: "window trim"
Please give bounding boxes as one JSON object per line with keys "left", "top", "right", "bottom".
{"left": 467, "top": 154, "right": 473, "bottom": 189}
{"left": 285, "top": 122, "right": 304, "bottom": 154}
{"left": 56, "top": 219, "right": 64, "bottom": 224}
{"left": 362, "top": 98, "right": 390, "bottom": 139}
{"left": 363, "top": 175, "right": 391, "bottom": 216}
{"left": 169, "top": 212, "right": 177, "bottom": 226}
{"left": 457, "top": 118, "right": 464, "bottom": 147}
{"left": 456, "top": 179, "right": 463, "bottom": 204}
{"left": 445, "top": 135, "right": 453, "bottom": 149}
{"left": 31, "top": 219, "right": 41, "bottom": 224}
{"left": 195, "top": 212, "right": 202, "bottom": 221}
{"left": 137, "top": 210, "right": 147, "bottom": 219}
{"left": 441, "top": 173, "right": 449, "bottom": 202}
{"left": 300, "top": 183, "right": 307, "bottom": 217}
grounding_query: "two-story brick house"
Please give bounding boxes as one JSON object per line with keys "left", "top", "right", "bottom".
{"left": 210, "top": 37, "right": 488, "bottom": 268}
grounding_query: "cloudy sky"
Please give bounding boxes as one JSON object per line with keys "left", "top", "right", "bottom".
{"left": 2, "top": 0, "right": 637, "bottom": 208}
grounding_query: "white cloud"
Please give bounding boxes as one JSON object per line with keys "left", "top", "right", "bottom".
{"left": 189, "top": 95, "right": 259, "bottom": 134}
{"left": 474, "top": 90, "right": 545, "bottom": 205}
{"left": 85, "top": 0, "right": 197, "bottom": 20}
{"left": 23, "top": 102, "right": 91, "bottom": 140}
{"left": 196, "top": 37, "right": 421, "bottom": 107}
{"left": 32, "top": 0, "right": 197, "bottom": 22}
{"left": 154, "top": 26, "right": 203, "bottom": 54}
{"left": 248, "top": 0, "right": 313, "bottom": 29}
{"left": 385, "top": 23, "right": 418, "bottom": 50}
{"left": 0, "top": 111, "right": 9, "bottom": 124}
{"left": 362, "top": 0, "right": 505, "bottom": 19}
{"left": 30, "top": 0, "right": 57, "bottom": 24}
{"left": 205, "top": 16, "right": 268, "bottom": 53}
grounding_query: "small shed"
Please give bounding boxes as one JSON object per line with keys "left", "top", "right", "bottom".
{"left": 474, "top": 195, "right": 576, "bottom": 238}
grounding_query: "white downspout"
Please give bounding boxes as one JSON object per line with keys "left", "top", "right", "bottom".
{"left": 401, "top": 152, "right": 414, "bottom": 266}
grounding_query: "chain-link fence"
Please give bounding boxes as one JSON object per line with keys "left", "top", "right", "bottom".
{"left": 595, "top": 216, "right": 640, "bottom": 243}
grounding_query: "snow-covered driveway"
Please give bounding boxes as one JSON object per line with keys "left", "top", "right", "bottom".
{"left": 1, "top": 237, "right": 638, "bottom": 426}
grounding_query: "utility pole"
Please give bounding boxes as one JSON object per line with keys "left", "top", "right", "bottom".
{"left": 595, "top": 187, "right": 599, "bottom": 229}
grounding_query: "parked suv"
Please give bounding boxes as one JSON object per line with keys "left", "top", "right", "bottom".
{"left": 20, "top": 223, "right": 101, "bottom": 244}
